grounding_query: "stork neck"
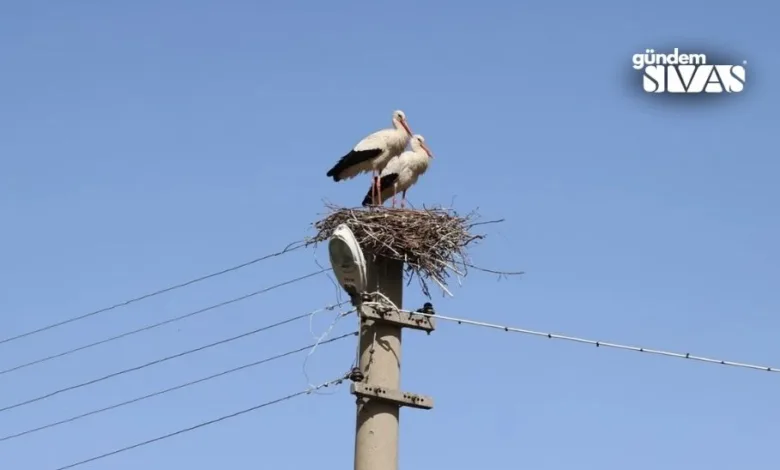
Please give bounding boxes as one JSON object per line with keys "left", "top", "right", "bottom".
{"left": 407, "top": 148, "right": 430, "bottom": 172}
{"left": 392, "top": 119, "right": 409, "bottom": 137}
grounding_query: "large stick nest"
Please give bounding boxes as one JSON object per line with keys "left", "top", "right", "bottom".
{"left": 308, "top": 204, "right": 489, "bottom": 297}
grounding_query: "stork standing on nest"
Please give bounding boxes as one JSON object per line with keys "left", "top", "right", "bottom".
{"left": 361, "top": 134, "right": 433, "bottom": 208}
{"left": 326, "top": 110, "right": 414, "bottom": 205}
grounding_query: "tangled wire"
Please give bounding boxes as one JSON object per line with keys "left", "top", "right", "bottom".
{"left": 308, "top": 204, "right": 495, "bottom": 297}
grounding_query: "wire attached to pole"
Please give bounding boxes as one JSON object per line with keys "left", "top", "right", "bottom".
{"left": 367, "top": 302, "right": 780, "bottom": 374}
{"left": 0, "top": 332, "right": 357, "bottom": 443}
{"left": 50, "top": 373, "right": 352, "bottom": 470}
{"left": 0, "top": 303, "right": 344, "bottom": 415}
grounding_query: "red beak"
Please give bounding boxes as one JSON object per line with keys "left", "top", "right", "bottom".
{"left": 421, "top": 142, "right": 433, "bottom": 158}
{"left": 401, "top": 120, "right": 413, "bottom": 137}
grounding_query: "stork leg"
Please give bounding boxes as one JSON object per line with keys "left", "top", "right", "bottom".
{"left": 370, "top": 171, "right": 381, "bottom": 207}
{"left": 391, "top": 185, "right": 397, "bottom": 208}
{"left": 376, "top": 177, "right": 383, "bottom": 207}
{"left": 401, "top": 189, "right": 407, "bottom": 209}
{"left": 371, "top": 171, "right": 378, "bottom": 207}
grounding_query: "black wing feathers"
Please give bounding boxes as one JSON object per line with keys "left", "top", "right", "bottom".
{"left": 326, "top": 148, "right": 383, "bottom": 181}
{"left": 378, "top": 172, "right": 399, "bottom": 190}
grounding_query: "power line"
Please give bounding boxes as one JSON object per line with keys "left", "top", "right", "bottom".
{"left": 0, "top": 269, "right": 331, "bottom": 376}
{"left": 0, "top": 332, "right": 356, "bottom": 443}
{"left": 0, "top": 304, "right": 353, "bottom": 414}
{"left": 0, "top": 241, "right": 308, "bottom": 346}
{"left": 51, "top": 374, "right": 349, "bottom": 470}
{"left": 391, "top": 306, "right": 780, "bottom": 374}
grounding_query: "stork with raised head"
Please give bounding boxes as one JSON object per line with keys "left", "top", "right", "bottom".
{"left": 361, "top": 134, "right": 433, "bottom": 208}
{"left": 326, "top": 110, "right": 413, "bottom": 205}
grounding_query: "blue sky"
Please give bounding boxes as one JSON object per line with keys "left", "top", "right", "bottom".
{"left": 1, "top": 1, "right": 778, "bottom": 469}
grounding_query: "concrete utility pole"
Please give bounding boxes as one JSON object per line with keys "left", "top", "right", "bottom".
{"left": 352, "top": 255, "right": 436, "bottom": 470}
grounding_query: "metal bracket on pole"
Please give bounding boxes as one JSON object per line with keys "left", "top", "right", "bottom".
{"left": 351, "top": 382, "right": 434, "bottom": 410}
{"left": 358, "top": 304, "right": 436, "bottom": 333}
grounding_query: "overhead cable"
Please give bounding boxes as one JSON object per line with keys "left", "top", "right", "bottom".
{"left": 0, "top": 332, "right": 356, "bottom": 443}
{"left": 376, "top": 302, "right": 779, "bottom": 374}
{"left": 51, "top": 374, "right": 349, "bottom": 470}
{"left": 0, "top": 268, "right": 331, "bottom": 376}
{"left": 0, "top": 304, "right": 353, "bottom": 414}
{"left": 0, "top": 240, "right": 308, "bottom": 346}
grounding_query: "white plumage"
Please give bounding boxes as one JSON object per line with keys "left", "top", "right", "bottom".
{"left": 326, "top": 110, "right": 413, "bottom": 205}
{"left": 361, "top": 134, "right": 433, "bottom": 208}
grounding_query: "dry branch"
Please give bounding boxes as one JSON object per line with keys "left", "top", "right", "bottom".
{"left": 307, "top": 204, "right": 506, "bottom": 297}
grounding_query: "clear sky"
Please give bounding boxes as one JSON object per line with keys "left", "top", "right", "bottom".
{"left": 1, "top": 1, "right": 778, "bottom": 469}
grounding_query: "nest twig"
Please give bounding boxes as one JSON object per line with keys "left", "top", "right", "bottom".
{"left": 307, "top": 203, "right": 513, "bottom": 297}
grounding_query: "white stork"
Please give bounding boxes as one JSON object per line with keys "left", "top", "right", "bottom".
{"left": 361, "top": 134, "right": 433, "bottom": 208}
{"left": 326, "top": 110, "right": 413, "bottom": 205}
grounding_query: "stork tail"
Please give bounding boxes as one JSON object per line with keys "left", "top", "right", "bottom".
{"left": 327, "top": 148, "right": 382, "bottom": 182}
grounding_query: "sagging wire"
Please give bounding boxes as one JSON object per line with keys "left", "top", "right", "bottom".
{"left": 313, "top": 245, "right": 345, "bottom": 307}
{"left": 303, "top": 306, "right": 356, "bottom": 394}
